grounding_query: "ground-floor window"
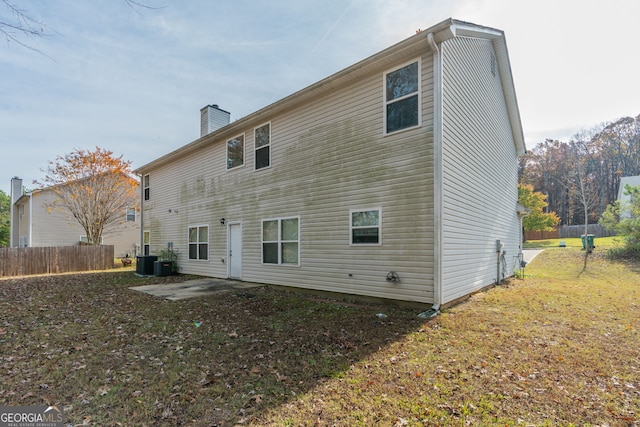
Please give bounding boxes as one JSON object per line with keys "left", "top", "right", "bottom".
{"left": 188, "top": 225, "right": 209, "bottom": 260}
{"left": 350, "top": 208, "right": 381, "bottom": 245}
{"left": 143, "top": 230, "right": 150, "bottom": 255}
{"left": 262, "top": 216, "right": 299, "bottom": 265}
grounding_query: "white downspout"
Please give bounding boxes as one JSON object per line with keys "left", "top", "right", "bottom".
{"left": 422, "top": 32, "right": 443, "bottom": 318}
{"left": 138, "top": 174, "right": 144, "bottom": 257}
{"left": 28, "top": 194, "right": 33, "bottom": 247}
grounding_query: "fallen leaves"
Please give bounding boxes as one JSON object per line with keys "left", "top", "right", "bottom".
{"left": 2, "top": 252, "right": 639, "bottom": 426}
{"left": 0, "top": 271, "right": 424, "bottom": 425}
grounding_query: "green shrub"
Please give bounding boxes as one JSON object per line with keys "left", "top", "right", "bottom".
{"left": 605, "top": 239, "right": 640, "bottom": 261}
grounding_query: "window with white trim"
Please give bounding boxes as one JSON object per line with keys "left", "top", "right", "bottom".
{"left": 143, "top": 174, "right": 150, "bottom": 201}
{"left": 350, "top": 208, "right": 381, "bottom": 245}
{"left": 262, "top": 216, "right": 299, "bottom": 265}
{"left": 227, "top": 134, "right": 244, "bottom": 169}
{"left": 126, "top": 207, "right": 136, "bottom": 222}
{"left": 254, "top": 122, "right": 271, "bottom": 170}
{"left": 143, "top": 230, "right": 150, "bottom": 255}
{"left": 384, "top": 60, "right": 420, "bottom": 134}
{"left": 188, "top": 225, "right": 209, "bottom": 260}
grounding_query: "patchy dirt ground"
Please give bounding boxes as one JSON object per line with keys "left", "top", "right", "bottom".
{"left": 0, "top": 271, "right": 424, "bottom": 426}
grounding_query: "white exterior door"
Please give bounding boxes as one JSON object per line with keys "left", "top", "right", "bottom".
{"left": 228, "top": 223, "right": 242, "bottom": 279}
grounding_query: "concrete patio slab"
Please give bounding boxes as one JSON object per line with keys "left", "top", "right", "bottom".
{"left": 130, "top": 278, "right": 262, "bottom": 301}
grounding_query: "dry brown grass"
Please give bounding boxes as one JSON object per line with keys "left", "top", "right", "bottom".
{"left": 250, "top": 248, "right": 639, "bottom": 426}
{"left": 0, "top": 247, "right": 638, "bottom": 426}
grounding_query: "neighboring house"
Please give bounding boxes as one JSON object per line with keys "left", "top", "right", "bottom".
{"left": 9, "top": 177, "right": 140, "bottom": 257}
{"left": 134, "top": 18, "right": 526, "bottom": 308}
{"left": 617, "top": 175, "right": 640, "bottom": 218}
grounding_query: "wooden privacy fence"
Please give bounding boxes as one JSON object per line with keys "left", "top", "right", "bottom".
{"left": 524, "top": 228, "right": 560, "bottom": 241}
{"left": 0, "top": 245, "right": 114, "bottom": 278}
{"left": 524, "top": 224, "right": 617, "bottom": 241}
{"left": 559, "top": 224, "right": 616, "bottom": 238}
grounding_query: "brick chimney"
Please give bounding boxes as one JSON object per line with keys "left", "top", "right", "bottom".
{"left": 200, "top": 104, "right": 230, "bottom": 137}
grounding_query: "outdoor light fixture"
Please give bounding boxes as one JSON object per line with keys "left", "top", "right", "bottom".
{"left": 220, "top": 218, "right": 225, "bottom": 225}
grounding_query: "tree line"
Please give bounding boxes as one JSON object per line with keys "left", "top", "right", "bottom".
{"left": 0, "top": 189, "right": 9, "bottom": 246}
{"left": 519, "top": 114, "right": 640, "bottom": 226}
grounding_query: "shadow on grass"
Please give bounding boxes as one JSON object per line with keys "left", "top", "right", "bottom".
{"left": 0, "top": 271, "right": 427, "bottom": 426}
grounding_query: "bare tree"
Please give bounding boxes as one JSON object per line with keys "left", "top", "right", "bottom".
{"left": 1, "top": 0, "right": 164, "bottom": 55}
{"left": 566, "top": 134, "right": 600, "bottom": 270}
{"left": 0, "top": 0, "right": 51, "bottom": 55}
{"left": 123, "top": 0, "right": 166, "bottom": 13}
{"left": 520, "top": 114, "right": 640, "bottom": 226}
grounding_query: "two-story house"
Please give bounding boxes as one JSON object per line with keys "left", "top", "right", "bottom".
{"left": 134, "top": 18, "right": 526, "bottom": 309}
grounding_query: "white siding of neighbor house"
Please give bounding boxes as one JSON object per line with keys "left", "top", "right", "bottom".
{"left": 16, "top": 198, "right": 30, "bottom": 247}
{"left": 618, "top": 176, "right": 640, "bottom": 219}
{"left": 143, "top": 50, "right": 436, "bottom": 303}
{"left": 18, "top": 190, "right": 139, "bottom": 256}
{"left": 440, "top": 36, "right": 520, "bottom": 304}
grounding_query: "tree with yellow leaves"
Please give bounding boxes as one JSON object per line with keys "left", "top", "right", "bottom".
{"left": 518, "top": 184, "right": 560, "bottom": 232}
{"left": 35, "top": 147, "right": 139, "bottom": 246}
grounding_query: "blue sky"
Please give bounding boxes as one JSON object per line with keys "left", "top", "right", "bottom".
{"left": 2, "top": 0, "right": 639, "bottom": 195}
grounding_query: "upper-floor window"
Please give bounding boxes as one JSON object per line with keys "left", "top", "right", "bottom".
{"left": 255, "top": 122, "right": 271, "bottom": 170}
{"left": 350, "top": 208, "right": 381, "bottom": 245}
{"left": 126, "top": 207, "right": 136, "bottom": 222}
{"left": 188, "top": 225, "right": 209, "bottom": 260}
{"left": 227, "top": 134, "right": 244, "bottom": 170}
{"left": 262, "top": 216, "right": 299, "bottom": 265}
{"left": 384, "top": 60, "right": 420, "bottom": 134}
{"left": 143, "top": 174, "right": 150, "bottom": 201}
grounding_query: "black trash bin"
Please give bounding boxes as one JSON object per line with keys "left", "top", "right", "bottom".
{"left": 154, "top": 260, "right": 173, "bottom": 276}
{"left": 136, "top": 255, "right": 157, "bottom": 275}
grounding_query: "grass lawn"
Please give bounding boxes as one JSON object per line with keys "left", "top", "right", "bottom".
{"left": 1, "top": 248, "right": 638, "bottom": 426}
{"left": 523, "top": 235, "right": 621, "bottom": 249}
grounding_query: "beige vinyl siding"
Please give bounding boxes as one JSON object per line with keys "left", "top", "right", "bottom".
{"left": 440, "top": 36, "right": 520, "bottom": 304}
{"left": 143, "top": 51, "right": 436, "bottom": 303}
{"left": 16, "top": 198, "right": 31, "bottom": 247}
{"left": 142, "top": 152, "right": 230, "bottom": 278}
{"left": 31, "top": 191, "right": 82, "bottom": 247}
